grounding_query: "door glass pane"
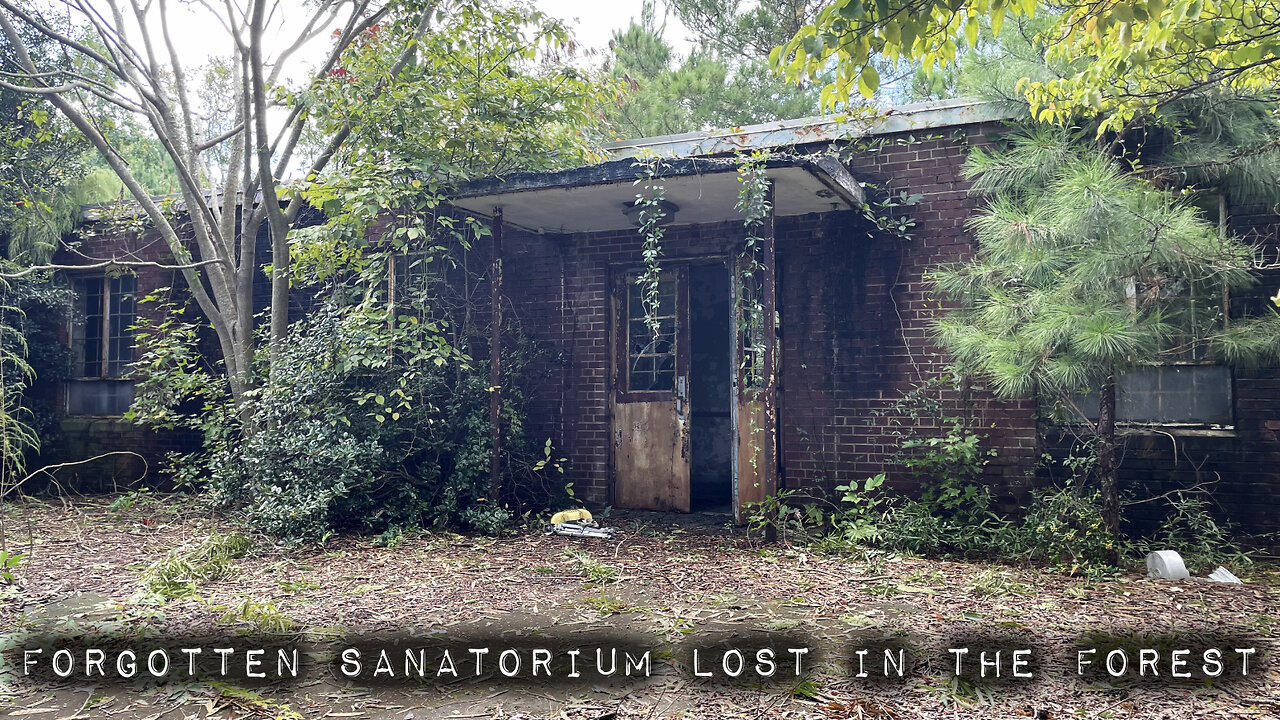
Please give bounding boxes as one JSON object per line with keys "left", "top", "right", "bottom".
{"left": 627, "top": 277, "right": 676, "bottom": 391}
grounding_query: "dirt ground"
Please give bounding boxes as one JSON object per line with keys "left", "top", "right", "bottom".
{"left": 1, "top": 494, "right": 1277, "bottom": 719}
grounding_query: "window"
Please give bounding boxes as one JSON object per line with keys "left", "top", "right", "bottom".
{"left": 68, "top": 274, "right": 136, "bottom": 415}
{"left": 1073, "top": 276, "right": 1235, "bottom": 427}
{"left": 626, "top": 278, "right": 676, "bottom": 392}
{"left": 1078, "top": 366, "right": 1233, "bottom": 427}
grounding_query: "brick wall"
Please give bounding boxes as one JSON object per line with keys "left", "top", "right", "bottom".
{"left": 36, "top": 124, "right": 1280, "bottom": 534}
{"left": 504, "top": 125, "right": 1279, "bottom": 535}
{"left": 500, "top": 122, "right": 1041, "bottom": 509}
{"left": 37, "top": 220, "right": 211, "bottom": 488}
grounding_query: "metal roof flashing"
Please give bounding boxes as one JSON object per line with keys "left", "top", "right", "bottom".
{"left": 603, "top": 98, "right": 1020, "bottom": 160}
{"left": 452, "top": 99, "right": 1017, "bottom": 234}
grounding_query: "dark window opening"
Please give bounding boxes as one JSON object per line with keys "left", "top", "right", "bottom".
{"left": 68, "top": 274, "right": 136, "bottom": 415}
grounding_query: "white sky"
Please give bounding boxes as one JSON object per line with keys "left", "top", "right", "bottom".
{"left": 154, "top": 1, "right": 691, "bottom": 78}
{"left": 536, "top": 1, "right": 691, "bottom": 54}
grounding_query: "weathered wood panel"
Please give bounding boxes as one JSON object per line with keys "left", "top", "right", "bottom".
{"left": 735, "top": 400, "right": 767, "bottom": 522}
{"left": 613, "top": 400, "right": 690, "bottom": 511}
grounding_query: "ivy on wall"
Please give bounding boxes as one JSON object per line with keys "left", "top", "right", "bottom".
{"left": 632, "top": 156, "right": 668, "bottom": 341}
{"left": 735, "top": 150, "right": 771, "bottom": 391}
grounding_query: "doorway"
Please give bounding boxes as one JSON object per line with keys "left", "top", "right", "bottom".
{"left": 610, "top": 259, "right": 737, "bottom": 516}
{"left": 689, "top": 263, "right": 733, "bottom": 513}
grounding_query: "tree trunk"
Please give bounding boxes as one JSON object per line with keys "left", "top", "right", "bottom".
{"left": 1096, "top": 373, "right": 1121, "bottom": 541}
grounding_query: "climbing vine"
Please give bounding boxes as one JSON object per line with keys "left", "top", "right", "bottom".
{"left": 632, "top": 156, "right": 668, "bottom": 340}
{"left": 735, "top": 150, "right": 772, "bottom": 391}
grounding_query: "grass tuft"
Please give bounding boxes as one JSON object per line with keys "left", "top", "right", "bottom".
{"left": 143, "top": 533, "right": 252, "bottom": 599}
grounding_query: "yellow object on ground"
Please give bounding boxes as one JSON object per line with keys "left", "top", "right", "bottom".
{"left": 549, "top": 508, "right": 594, "bottom": 526}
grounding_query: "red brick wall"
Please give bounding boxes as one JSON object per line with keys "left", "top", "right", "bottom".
{"left": 41, "top": 126, "right": 1280, "bottom": 535}
{"left": 504, "top": 125, "right": 1279, "bottom": 535}
{"left": 501, "top": 123, "right": 1041, "bottom": 509}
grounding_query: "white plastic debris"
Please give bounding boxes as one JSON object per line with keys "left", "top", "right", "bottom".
{"left": 1206, "top": 566, "right": 1243, "bottom": 584}
{"left": 1146, "top": 550, "right": 1190, "bottom": 580}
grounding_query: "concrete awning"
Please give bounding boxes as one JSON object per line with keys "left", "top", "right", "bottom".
{"left": 452, "top": 154, "right": 863, "bottom": 234}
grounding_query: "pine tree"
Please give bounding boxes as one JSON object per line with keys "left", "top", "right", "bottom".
{"left": 605, "top": 1, "right": 819, "bottom": 139}
{"left": 933, "top": 125, "right": 1280, "bottom": 537}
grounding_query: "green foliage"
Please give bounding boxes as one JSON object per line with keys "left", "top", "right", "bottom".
{"left": 966, "top": 567, "right": 1032, "bottom": 597}
{"left": 460, "top": 506, "right": 513, "bottom": 536}
{"left": 0, "top": 284, "right": 37, "bottom": 493}
{"left": 206, "top": 313, "right": 390, "bottom": 542}
{"left": 735, "top": 150, "right": 772, "bottom": 389}
{"left": 1023, "top": 2, "right": 1280, "bottom": 132}
{"left": 743, "top": 488, "right": 815, "bottom": 543}
{"left": 605, "top": 1, "right": 819, "bottom": 138}
{"left": 126, "top": 0, "right": 599, "bottom": 542}
{"left": 832, "top": 473, "right": 886, "bottom": 543}
{"left": 1128, "top": 492, "right": 1254, "bottom": 574}
{"left": 218, "top": 598, "right": 295, "bottom": 635}
{"left": 134, "top": 292, "right": 569, "bottom": 544}
{"left": 776, "top": 0, "right": 1280, "bottom": 133}
{"left": 771, "top": 0, "right": 1038, "bottom": 106}
{"left": 84, "top": 117, "right": 181, "bottom": 196}
{"left": 566, "top": 550, "right": 619, "bottom": 585}
{"left": 1007, "top": 486, "right": 1117, "bottom": 578}
{"left": 933, "top": 126, "right": 1280, "bottom": 410}
{"left": 142, "top": 533, "right": 252, "bottom": 600}
{"left": 0, "top": 32, "right": 93, "bottom": 265}
{"left": 372, "top": 526, "right": 406, "bottom": 548}
{"left": 0, "top": 274, "right": 71, "bottom": 514}
{"left": 309, "top": 0, "right": 608, "bottom": 185}
{"left": 127, "top": 289, "right": 231, "bottom": 434}
{"left": 633, "top": 157, "right": 668, "bottom": 340}
{"left": 0, "top": 550, "right": 23, "bottom": 583}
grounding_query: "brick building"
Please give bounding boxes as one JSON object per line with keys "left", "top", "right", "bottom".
{"left": 43, "top": 99, "right": 1280, "bottom": 532}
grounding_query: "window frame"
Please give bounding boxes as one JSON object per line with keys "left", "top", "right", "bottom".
{"left": 66, "top": 272, "right": 137, "bottom": 416}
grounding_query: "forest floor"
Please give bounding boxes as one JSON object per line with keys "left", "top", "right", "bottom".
{"left": 1, "top": 494, "right": 1277, "bottom": 719}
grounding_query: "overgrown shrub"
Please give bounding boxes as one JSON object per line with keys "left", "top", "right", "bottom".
{"left": 1128, "top": 492, "right": 1253, "bottom": 573}
{"left": 133, "top": 296, "right": 570, "bottom": 543}
{"left": 1003, "top": 486, "right": 1116, "bottom": 579}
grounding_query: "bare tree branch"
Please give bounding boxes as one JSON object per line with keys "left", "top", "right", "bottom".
{"left": 1, "top": 257, "right": 224, "bottom": 279}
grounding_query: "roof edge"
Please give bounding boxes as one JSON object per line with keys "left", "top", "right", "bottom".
{"left": 604, "top": 98, "right": 1024, "bottom": 159}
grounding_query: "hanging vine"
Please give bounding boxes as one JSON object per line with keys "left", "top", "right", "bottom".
{"left": 632, "top": 156, "right": 668, "bottom": 340}
{"left": 735, "top": 149, "right": 772, "bottom": 392}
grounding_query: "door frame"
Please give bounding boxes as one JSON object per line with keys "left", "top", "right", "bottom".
{"left": 608, "top": 255, "right": 740, "bottom": 514}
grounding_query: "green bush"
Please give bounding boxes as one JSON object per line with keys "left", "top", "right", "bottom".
{"left": 1128, "top": 492, "right": 1253, "bottom": 574}
{"left": 1004, "top": 486, "right": 1116, "bottom": 579}
{"left": 133, "top": 298, "right": 570, "bottom": 544}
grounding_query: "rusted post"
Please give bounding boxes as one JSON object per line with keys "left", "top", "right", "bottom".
{"left": 489, "top": 207, "right": 504, "bottom": 503}
{"left": 761, "top": 185, "right": 779, "bottom": 539}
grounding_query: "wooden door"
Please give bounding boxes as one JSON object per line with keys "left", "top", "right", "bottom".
{"left": 733, "top": 259, "right": 768, "bottom": 523}
{"left": 612, "top": 267, "right": 691, "bottom": 511}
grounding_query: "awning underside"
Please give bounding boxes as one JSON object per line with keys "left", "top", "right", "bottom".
{"left": 451, "top": 155, "right": 863, "bottom": 234}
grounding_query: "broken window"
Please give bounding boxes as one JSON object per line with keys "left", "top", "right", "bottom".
{"left": 67, "top": 274, "right": 136, "bottom": 415}
{"left": 1077, "top": 365, "right": 1233, "bottom": 427}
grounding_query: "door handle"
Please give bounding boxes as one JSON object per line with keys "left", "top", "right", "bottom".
{"left": 676, "top": 375, "right": 687, "bottom": 415}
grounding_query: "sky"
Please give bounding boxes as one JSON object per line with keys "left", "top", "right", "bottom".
{"left": 153, "top": 1, "right": 691, "bottom": 77}
{"left": 535, "top": 1, "right": 691, "bottom": 54}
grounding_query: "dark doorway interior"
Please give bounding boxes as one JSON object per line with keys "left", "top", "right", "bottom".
{"left": 689, "top": 263, "right": 733, "bottom": 513}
